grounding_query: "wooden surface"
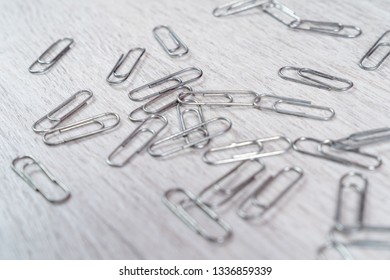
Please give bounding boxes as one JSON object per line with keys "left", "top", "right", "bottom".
{"left": 1, "top": 0, "right": 390, "bottom": 260}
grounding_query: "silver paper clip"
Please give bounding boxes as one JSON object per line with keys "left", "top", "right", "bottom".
{"left": 106, "top": 47, "right": 145, "bottom": 84}
{"left": 198, "top": 160, "right": 266, "bottom": 208}
{"left": 148, "top": 117, "right": 232, "bottom": 158}
{"left": 153, "top": 25, "right": 189, "bottom": 57}
{"left": 278, "top": 66, "right": 354, "bottom": 91}
{"left": 29, "top": 38, "right": 74, "bottom": 74}
{"left": 332, "top": 127, "right": 390, "bottom": 150}
{"left": 213, "top": 0, "right": 269, "bottom": 17}
{"left": 107, "top": 115, "right": 168, "bottom": 167}
{"left": 359, "top": 30, "right": 390, "bottom": 71}
{"left": 177, "top": 90, "right": 254, "bottom": 107}
{"left": 237, "top": 166, "right": 303, "bottom": 220}
{"left": 32, "top": 90, "right": 93, "bottom": 133}
{"left": 128, "top": 67, "right": 202, "bottom": 101}
{"left": 177, "top": 99, "right": 210, "bottom": 149}
{"left": 129, "top": 86, "right": 192, "bottom": 122}
{"left": 202, "top": 135, "right": 292, "bottom": 165}
{"left": 162, "top": 188, "right": 233, "bottom": 243}
{"left": 42, "top": 113, "right": 120, "bottom": 145}
{"left": 11, "top": 155, "right": 71, "bottom": 203}
{"left": 292, "top": 137, "right": 382, "bottom": 170}
{"left": 255, "top": 94, "right": 335, "bottom": 121}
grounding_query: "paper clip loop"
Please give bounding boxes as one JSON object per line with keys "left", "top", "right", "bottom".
{"left": 198, "top": 160, "right": 266, "bottom": 208}
{"left": 29, "top": 38, "right": 74, "bottom": 74}
{"left": 153, "top": 25, "right": 189, "bottom": 57}
{"left": 292, "top": 137, "right": 382, "bottom": 170}
{"left": 237, "top": 167, "right": 303, "bottom": 220}
{"left": 202, "top": 135, "right": 292, "bottom": 165}
{"left": 359, "top": 30, "right": 390, "bottom": 70}
{"left": 128, "top": 67, "right": 202, "bottom": 101}
{"left": 213, "top": 0, "right": 269, "bottom": 17}
{"left": 278, "top": 66, "right": 354, "bottom": 91}
{"left": 107, "top": 115, "right": 168, "bottom": 167}
{"left": 42, "top": 113, "right": 120, "bottom": 145}
{"left": 32, "top": 90, "right": 93, "bottom": 133}
{"left": 162, "top": 188, "right": 233, "bottom": 243}
{"left": 332, "top": 127, "right": 390, "bottom": 150}
{"left": 106, "top": 48, "right": 145, "bottom": 84}
{"left": 148, "top": 117, "right": 232, "bottom": 158}
{"left": 11, "top": 155, "right": 71, "bottom": 203}
{"left": 255, "top": 94, "right": 335, "bottom": 121}
{"left": 262, "top": 1, "right": 300, "bottom": 26}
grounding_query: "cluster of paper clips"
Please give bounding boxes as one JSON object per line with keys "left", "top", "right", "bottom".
{"left": 317, "top": 172, "right": 390, "bottom": 259}
{"left": 13, "top": 0, "right": 390, "bottom": 260}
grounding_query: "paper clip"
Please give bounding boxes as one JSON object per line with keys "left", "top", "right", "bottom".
{"left": 289, "top": 20, "right": 361, "bottom": 38}
{"left": 255, "top": 94, "right": 336, "bottom": 121}
{"left": 198, "top": 160, "right": 266, "bottom": 208}
{"left": 177, "top": 101, "right": 210, "bottom": 149}
{"left": 202, "top": 135, "right": 292, "bottom": 165}
{"left": 212, "top": 0, "right": 269, "bottom": 17}
{"left": 162, "top": 188, "right": 233, "bottom": 243}
{"left": 107, "top": 115, "right": 168, "bottom": 167}
{"left": 332, "top": 127, "right": 390, "bottom": 150}
{"left": 42, "top": 113, "right": 120, "bottom": 146}
{"left": 334, "top": 172, "right": 368, "bottom": 232}
{"left": 129, "top": 86, "right": 192, "bottom": 122}
{"left": 148, "top": 117, "right": 232, "bottom": 158}
{"left": 292, "top": 137, "right": 382, "bottom": 170}
{"left": 278, "top": 66, "right": 354, "bottom": 91}
{"left": 29, "top": 38, "right": 74, "bottom": 74}
{"left": 128, "top": 67, "right": 202, "bottom": 101}
{"left": 32, "top": 90, "right": 93, "bottom": 133}
{"left": 237, "top": 166, "right": 303, "bottom": 220}
{"left": 153, "top": 25, "right": 189, "bottom": 57}
{"left": 11, "top": 155, "right": 71, "bottom": 203}
{"left": 106, "top": 47, "right": 145, "bottom": 84}
{"left": 359, "top": 30, "right": 390, "bottom": 71}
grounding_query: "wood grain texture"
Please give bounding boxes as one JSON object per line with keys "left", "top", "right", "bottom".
{"left": 1, "top": 0, "right": 390, "bottom": 259}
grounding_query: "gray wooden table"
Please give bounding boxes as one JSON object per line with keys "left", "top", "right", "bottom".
{"left": 1, "top": 0, "right": 390, "bottom": 259}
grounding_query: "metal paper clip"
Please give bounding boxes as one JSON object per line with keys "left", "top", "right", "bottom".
{"left": 177, "top": 90, "right": 254, "bottom": 107}
{"left": 148, "top": 117, "right": 232, "bottom": 158}
{"left": 128, "top": 86, "right": 192, "bottom": 122}
{"left": 262, "top": 1, "right": 300, "bottom": 26}
{"left": 29, "top": 38, "right": 74, "bottom": 74}
{"left": 359, "top": 30, "right": 390, "bottom": 71}
{"left": 162, "top": 188, "right": 233, "bottom": 243}
{"left": 292, "top": 137, "right": 382, "bottom": 170}
{"left": 213, "top": 0, "right": 268, "bottom": 17}
{"left": 278, "top": 66, "right": 354, "bottom": 91}
{"left": 202, "top": 135, "right": 292, "bottom": 165}
{"left": 237, "top": 167, "right": 303, "bottom": 220}
{"left": 153, "top": 25, "right": 189, "bottom": 57}
{"left": 334, "top": 172, "right": 368, "bottom": 231}
{"left": 11, "top": 155, "right": 71, "bottom": 203}
{"left": 333, "top": 127, "right": 390, "bottom": 150}
{"left": 289, "top": 20, "right": 361, "bottom": 38}
{"left": 128, "top": 67, "right": 202, "bottom": 101}
{"left": 106, "top": 48, "right": 145, "bottom": 84}
{"left": 42, "top": 113, "right": 120, "bottom": 145}
{"left": 255, "top": 94, "right": 335, "bottom": 121}
{"left": 177, "top": 101, "right": 210, "bottom": 149}
{"left": 198, "top": 160, "right": 265, "bottom": 208}
{"left": 107, "top": 115, "right": 168, "bottom": 167}
{"left": 32, "top": 90, "right": 93, "bottom": 133}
